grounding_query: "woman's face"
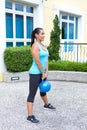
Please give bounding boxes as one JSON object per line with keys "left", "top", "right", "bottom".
{"left": 35, "top": 29, "right": 45, "bottom": 42}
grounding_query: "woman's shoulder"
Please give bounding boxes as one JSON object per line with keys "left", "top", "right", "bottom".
{"left": 31, "top": 43, "right": 39, "bottom": 51}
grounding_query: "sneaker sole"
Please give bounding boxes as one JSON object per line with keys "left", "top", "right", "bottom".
{"left": 44, "top": 107, "right": 56, "bottom": 111}
{"left": 27, "top": 119, "right": 40, "bottom": 124}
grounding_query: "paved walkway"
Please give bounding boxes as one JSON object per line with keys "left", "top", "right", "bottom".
{"left": 0, "top": 81, "right": 87, "bottom": 130}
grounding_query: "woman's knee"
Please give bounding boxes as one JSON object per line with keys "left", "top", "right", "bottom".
{"left": 40, "top": 92, "right": 46, "bottom": 97}
{"left": 27, "top": 94, "right": 34, "bottom": 102}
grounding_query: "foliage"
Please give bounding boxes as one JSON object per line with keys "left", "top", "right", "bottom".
{"left": 48, "top": 14, "right": 61, "bottom": 61}
{"left": 4, "top": 46, "right": 87, "bottom": 73}
{"left": 48, "top": 61, "right": 87, "bottom": 72}
{"left": 4, "top": 46, "right": 32, "bottom": 72}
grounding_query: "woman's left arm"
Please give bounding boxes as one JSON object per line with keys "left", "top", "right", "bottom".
{"left": 45, "top": 61, "right": 48, "bottom": 78}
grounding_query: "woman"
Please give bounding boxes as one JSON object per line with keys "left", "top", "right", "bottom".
{"left": 27, "top": 27, "right": 55, "bottom": 123}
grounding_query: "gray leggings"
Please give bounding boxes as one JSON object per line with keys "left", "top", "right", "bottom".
{"left": 27, "top": 74, "right": 46, "bottom": 103}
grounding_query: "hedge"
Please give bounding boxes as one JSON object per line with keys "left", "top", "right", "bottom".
{"left": 4, "top": 46, "right": 32, "bottom": 72}
{"left": 48, "top": 61, "right": 87, "bottom": 72}
{"left": 4, "top": 46, "right": 87, "bottom": 72}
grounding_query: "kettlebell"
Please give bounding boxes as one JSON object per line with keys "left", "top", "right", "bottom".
{"left": 39, "top": 79, "right": 51, "bottom": 92}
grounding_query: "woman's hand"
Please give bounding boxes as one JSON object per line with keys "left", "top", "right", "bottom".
{"left": 42, "top": 72, "right": 48, "bottom": 80}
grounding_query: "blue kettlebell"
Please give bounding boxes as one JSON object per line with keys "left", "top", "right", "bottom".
{"left": 39, "top": 79, "right": 51, "bottom": 92}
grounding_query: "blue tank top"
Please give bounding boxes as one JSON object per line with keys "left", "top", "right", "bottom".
{"left": 29, "top": 44, "right": 49, "bottom": 74}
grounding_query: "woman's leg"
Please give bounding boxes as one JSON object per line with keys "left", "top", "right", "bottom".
{"left": 27, "top": 102, "right": 33, "bottom": 116}
{"left": 40, "top": 92, "right": 56, "bottom": 110}
{"left": 40, "top": 92, "right": 48, "bottom": 105}
{"left": 27, "top": 74, "right": 41, "bottom": 116}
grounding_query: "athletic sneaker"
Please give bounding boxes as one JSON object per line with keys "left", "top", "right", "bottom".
{"left": 44, "top": 103, "right": 56, "bottom": 110}
{"left": 27, "top": 115, "right": 39, "bottom": 123}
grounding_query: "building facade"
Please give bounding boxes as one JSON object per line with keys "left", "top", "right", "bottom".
{"left": 0, "top": 0, "right": 44, "bottom": 81}
{"left": 0, "top": 0, "right": 87, "bottom": 81}
{"left": 43, "top": 0, "right": 87, "bottom": 62}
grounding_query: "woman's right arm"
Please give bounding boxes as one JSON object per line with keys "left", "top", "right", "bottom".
{"left": 31, "top": 44, "right": 46, "bottom": 79}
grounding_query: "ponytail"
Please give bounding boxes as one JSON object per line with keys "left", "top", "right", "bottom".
{"left": 31, "top": 30, "right": 35, "bottom": 46}
{"left": 31, "top": 27, "right": 43, "bottom": 46}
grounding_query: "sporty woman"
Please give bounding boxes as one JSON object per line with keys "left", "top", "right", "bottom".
{"left": 27, "top": 28, "right": 56, "bottom": 123}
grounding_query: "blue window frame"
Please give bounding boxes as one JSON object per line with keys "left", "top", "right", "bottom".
{"left": 64, "top": 42, "right": 67, "bottom": 52}
{"left": 69, "top": 16, "right": 74, "bottom": 21}
{"left": 6, "top": 42, "right": 13, "bottom": 47}
{"left": 15, "top": 4, "right": 23, "bottom": 11}
{"left": 26, "top": 6, "right": 33, "bottom": 13}
{"left": 69, "top": 23, "right": 74, "bottom": 39}
{"left": 68, "top": 42, "right": 74, "bottom": 52}
{"left": 5, "top": 1, "right": 12, "bottom": 9}
{"left": 64, "top": 42, "right": 74, "bottom": 52}
{"left": 6, "top": 13, "right": 13, "bottom": 38}
{"left": 62, "top": 13, "right": 67, "bottom": 20}
{"left": 61, "top": 13, "right": 78, "bottom": 52}
{"left": 27, "top": 42, "right": 31, "bottom": 45}
{"left": 61, "top": 13, "right": 78, "bottom": 40}
{"left": 62, "top": 22, "right": 67, "bottom": 39}
{"left": 16, "top": 42, "right": 24, "bottom": 46}
{"left": 5, "top": 1, "right": 33, "bottom": 48}
{"left": 26, "top": 17, "right": 33, "bottom": 38}
{"left": 16, "top": 15, "right": 24, "bottom": 38}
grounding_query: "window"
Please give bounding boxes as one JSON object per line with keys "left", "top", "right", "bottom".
{"left": 6, "top": 13, "right": 13, "bottom": 38}
{"left": 15, "top": 3, "right": 24, "bottom": 11}
{"left": 5, "top": 1, "right": 12, "bottom": 9}
{"left": 64, "top": 42, "right": 74, "bottom": 52}
{"left": 5, "top": 1, "right": 34, "bottom": 47}
{"left": 62, "top": 22, "right": 67, "bottom": 39}
{"left": 26, "top": 6, "right": 33, "bottom": 13}
{"left": 6, "top": 42, "right": 13, "bottom": 47}
{"left": 26, "top": 17, "right": 33, "bottom": 38}
{"left": 16, "top": 15, "right": 24, "bottom": 38}
{"left": 61, "top": 13, "right": 78, "bottom": 40}
{"left": 69, "top": 23, "right": 74, "bottom": 39}
{"left": 60, "top": 13, "right": 78, "bottom": 52}
{"left": 16, "top": 42, "right": 24, "bottom": 46}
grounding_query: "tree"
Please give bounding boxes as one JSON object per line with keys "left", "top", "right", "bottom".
{"left": 48, "top": 15, "right": 61, "bottom": 61}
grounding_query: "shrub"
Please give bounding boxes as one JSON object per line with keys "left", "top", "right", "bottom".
{"left": 48, "top": 15, "right": 61, "bottom": 61}
{"left": 4, "top": 46, "right": 87, "bottom": 72}
{"left": 4, "top": 46, "right": 32, "bottom": 72}
{"left": 48, "top": 61, "right": 87, "bottom": 72}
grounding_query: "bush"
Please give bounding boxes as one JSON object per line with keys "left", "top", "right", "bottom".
{"left": 4, "top": 46, "right": 87, "bottom": 72}
{"left": 48, "top": 61, "right": 87, "bottom": 72}
{"left": 4, "top": 46, "right": 32, "bottom": 72}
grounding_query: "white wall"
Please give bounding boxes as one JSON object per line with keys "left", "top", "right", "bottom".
{"left": 0, "top": 0, "right": 6, "bottom": 72}
{"left": 34, "top": 3, "right": 44, "bottom": 28}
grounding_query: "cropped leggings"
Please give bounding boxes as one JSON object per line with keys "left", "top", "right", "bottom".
{"left": 27, "top": 74, "right": 46, "bottom": 103}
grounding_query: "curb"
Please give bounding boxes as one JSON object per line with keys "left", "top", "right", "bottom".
{"left": 48, "top": 71, "right": 87, "bottom": 83}
{"left": 3, "top": 71, "right": 87, "bottom": 83}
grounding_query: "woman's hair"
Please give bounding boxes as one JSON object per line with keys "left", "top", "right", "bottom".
{"left": 31, "top": 27, "right": 43, "bottom": 46}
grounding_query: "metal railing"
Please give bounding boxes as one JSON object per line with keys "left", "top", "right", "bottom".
{"left": 60, "top": 43, "right": 87, "bottom": 62}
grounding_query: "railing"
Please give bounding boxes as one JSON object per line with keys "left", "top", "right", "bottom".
{"left": 60, "top": 43, "right": 87, "bottom": 62}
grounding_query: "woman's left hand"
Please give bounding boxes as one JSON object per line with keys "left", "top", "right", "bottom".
{"left": 45, "top": 71, "right": 48, "bottom": 78}
{"left": 42, "top": 72, "right": 48, "bottom": 80}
